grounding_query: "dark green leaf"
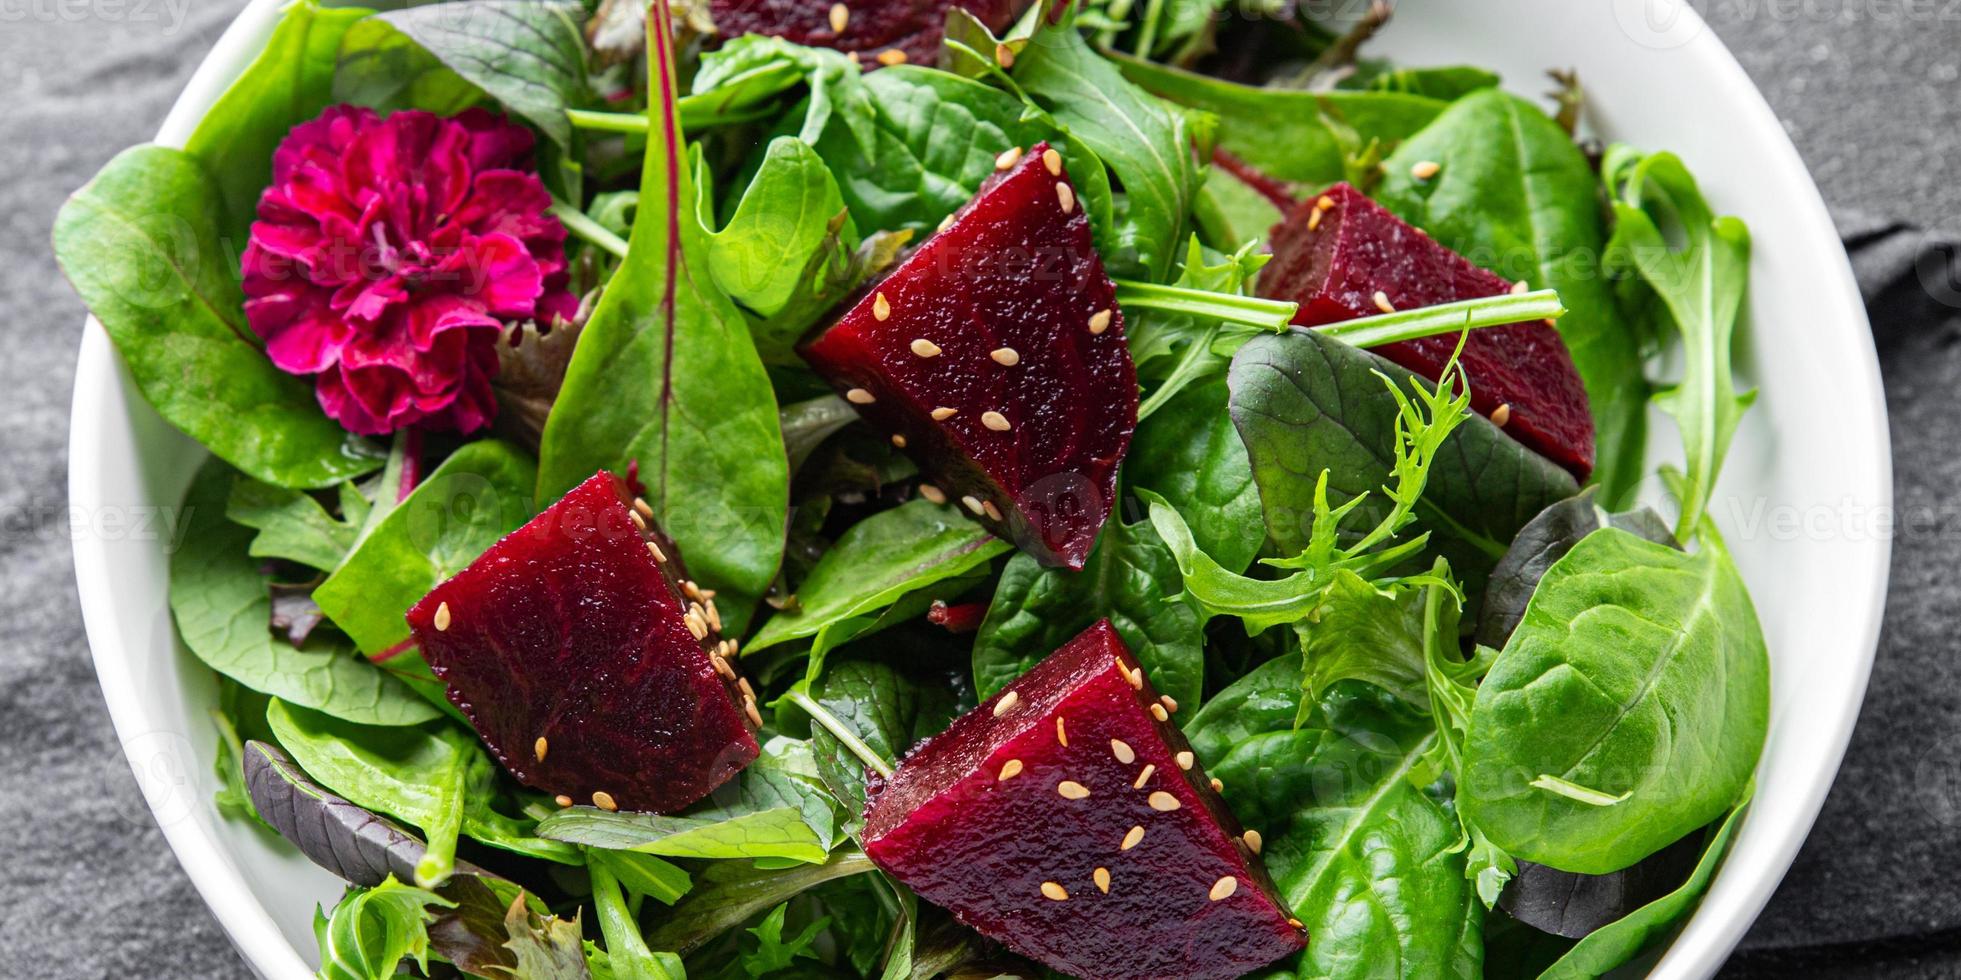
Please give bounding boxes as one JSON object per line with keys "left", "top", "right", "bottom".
{"left": 537, "top": 23, "right": 788, "bottom": 611}
{"left": 1373, "top": 90, "right": 1647, "bottom": 501}
{"left": 806, "top": 656, "right": 963, "bottom": 814}
{"left": 172, "top": 461, "right": 437, "bottom": 726}
{"left": 371, "top": 0, "right": 589, "bottom": 148}
{"left": 1474, "top": 488, "right": 1675, "bottom": 649}
{"left": 1462, "top": 528, "right": 1768, "bottom": 874}
{"left": 1227, "top": 329, "right": 1577, "bottom": 596}
{"left": 333, "top": 17, "right": 483, "bottom": 117}
{"left": 973, "top": 516, "right": 1204, "bottom": 710}
{"left": 53, "top": 145, "right": 382, "bottom": 489}
{"left": 226, "top": 476, "right": 363, "bottom": 571}
{"left": 645, "top": 850, "right": 877, "bottom": 956}
{"left": 1127, "top": 379, "right": 1263, "bottom": 573}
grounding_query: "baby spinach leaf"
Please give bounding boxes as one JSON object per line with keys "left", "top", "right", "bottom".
{"left": 172, "top": 462, "right": 437, "bottom": 726}
{"left": 1602, "top": 146, "right": 1755, "bottom": 541}
{"left": 538, "top": 807, "right": 828, "bottom": 864}
{"left": 973, "top": 516, "right": 1204, "bottom": 710}
{"left": 1208, "top": 684, "right": 1482, "bottom": 980}
{"left": 1536, "top": 796, "right": 1749, "bottom": 978}
{"left": 1013, "top": 20, "right": 1199, "bottom": 280}
{"left": 268, "top": 700, "right": 476, "bottom": 887}
{"left": 538, "top": 19, "right": 788, "bottom": 611}
{"left": 811, "top": 66, "right": 1112, "bottom": 246}
{"left": 1128, "top": 379, "right": 1264, "bottom": 574}
{"left": 708, "top": 136, "right": 856, "bottom": 323}
{"left": 806, "top": 656, "right": 964, "bottom": 815}
{"left": 369, "top": 0, "right": 590, "bottom": 149}
{"left": 692, "top": 34, "right": 877, "bottom": 151}
{"left": 748, "top": 498, "right": 1010, "bottom": 656}
{"left": 333, "top": 17, "right": 482, "bottom": 117}
{"left": 1115, "top": 53, "right": 1447, "bottom": 187}
{"left": 1474, "top": 488, "right": 1675, "bottom": 650}
{"left": 1372, "top": 90, "right": 1648, "bottom": 502}
{"left": 1182, "top": 656, "right": 1300, "bottom": 766}
{"left": 645, "top": 849, "right": 877, "bottom": 956}
{"left": 314, "top": 877, "right": 451, "bottom": 980}
{"left": 313, "top": 439, "right": 535, "bottom": 701}
{"left": 1228, "top": 329, "right": 1577, "bottom": 596}
{"left": 53, "top": 145, "right": 382, "bottom": 489}
{"left": 184, "top": 0, "right": 371, "bottom": 240}
{"left": 1462, "top": 527, "right": 1768, "bottom": 875}
{"left": 227, "top": 477, "right": 365, "bottom": 572}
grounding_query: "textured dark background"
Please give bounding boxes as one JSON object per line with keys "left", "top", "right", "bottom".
{"left": 3, "top": 1, "right": 1958, "bottom": 976}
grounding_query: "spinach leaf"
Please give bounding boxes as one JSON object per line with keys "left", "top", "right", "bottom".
{"left": 1537, "top": 797, "right": 1749, "bottom": 978}
{"left": 691, "top": 34, "right": 877, "bottom": 150}
{"left": 268, "top": 700, "right": 476, "bottom": 887}
{"left": 314, "top": 877, "right": 451, "bottom": 980}
{"left": 805, "top": 654, "right": 964, "bottom": 815}
{"left": 312, "top": 439, "right": 535, "bottom": 703}
{"left": 1204, "top": 684, "right": 1482, "bottom": 979}
{"left": 1128, "top": 379, "right": 1263, "bottom": 574}
{"left": 537, "top": 19, "right": 788, "bottom": 612}
{"left": 748, "top": 498, "right": 1010, "bottom": 661}
{"left": 1601, "top": 146, "right": 1755, "bottom": 541}
{"left": 645, "top": 849, "right": 877, "bottom": 956}
{"left": 811, "top": 66, "right": 1112, "bottom": 246}
{"left": 1114, "top": 53, "right": 1447, "bottom": 187}
{"left": 973, "top": 516, "right": 1204, "bottom": 711}
{"left": 333, "top": 17, "right": 482, "bottom": 117}
{"left": 172, "top": 461, "right": 437, "bottom": 726}
{"left": 184, "top": 0, "right": 371, "bottom": 240}
{"left": 1474, "top": 488, "right": 1675, "bottom": 650}
{"left": 1013, "top": 20, "right": 1198, "bottom": 280}
{"left": 227, "top": 477, "right": 365, "bottom": 572}
{"left": 1228, "top": 329, "right": 1577, "bottom": 596}
{"left": 538, "top": 807, "right": 828, "bottom": 863}
{"left": 708, "top": 136, "right": 856, "bottom": 323}
{"left": 53, "top": 145, "right": 382, "bottom": 489}
{"left": 1372, "top": 90, "right": 1648, "bottom": 502}
{"left": 368, "top": 0, "right": 590, "bottom": 150}
{"left": 1182, "top": 656, "right": 1298, "bottom": 766}
{"left": 1462, "top": 527, "right": 1768, "bottom": 874}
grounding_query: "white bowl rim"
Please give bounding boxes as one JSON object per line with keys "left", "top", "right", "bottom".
{"left": 65, "top": 1, "right": 1891, "bottom": 978}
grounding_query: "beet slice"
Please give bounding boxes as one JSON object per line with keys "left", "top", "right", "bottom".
{"left": 863, "top": 620, "right": 1305, "bottom": 979}
{"left": 799, "top": 141, "right": 1136, "bottom": 571}
{"left": 709, "top": 0, "right": 1029, "bottom": 67}
{"left": 405, "top": 471, "right": 759, "bottom": 814}
{"left": 1256, "top": 182, "right": 1597, "bottom": 479}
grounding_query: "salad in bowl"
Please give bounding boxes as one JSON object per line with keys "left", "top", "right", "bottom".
{"left": 56, "top": 0, "right": 1779, "bottom": 977}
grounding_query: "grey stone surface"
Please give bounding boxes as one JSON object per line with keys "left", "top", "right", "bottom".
{"left": 0, "top": 0, "right": 1953, "bottom": 976}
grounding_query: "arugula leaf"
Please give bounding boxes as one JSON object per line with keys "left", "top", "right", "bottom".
{"left": 314, "top": 877, "right": 452, "bottom": 980}
{"left": 1228, "top": 328, "right": 1577, "bottom": 596}
{"left": 1462, "top": 527, "right": 1768, "bottom": 875}
{"left": 748, "top": 498, "right": 1009, "bottom": 661}
{"left": 646, "top": 849, "right": 876, "bottom": 957}
{"left": 172, "top": 462, "right": 437, "bottom": 726}
{"left": 1537, "top": 796, "right": 1750, "bottom": 978}
{"left": 184, "top": 0, "right": 371, "bottom": 240}
{"left": 1602, "top": 146, "right": 1755, "bottom": 541}
{"left": 973, "top": 516, "right": 1204, "bottom": 711}
{"left": 538, "top": 806, "right": 828, "bottom": 864}
{"left": 313, "top": 439, "right": 535, "bottom": 704}
{"left": 708, "top": 136, "right": 856, "bottom": 323}
{"left": 1114, "top": 53, "right": 1448, "bottom": 187}
{"left": 811, "top": 65, "right": 1113, "bottom": 245}
{"left": 1012, "top": 18, "right": 1199, "bottom": 280}
{"left": 1373, "top": 90, "right": 1648, "bottom": 501}
{"left": 367, "top": 0, "right": 590, "bottom": 150}
{"left": 227, "top": 477, "right": 365, "bottom": 572}
{"left": 742, "top": 903, "right": 830, "bottom": 976}
{"left": 537, "top": 15, "right": 788, "bottom": 614}
{"left": 53, "top": 145, "right": 383, "bottom": 489}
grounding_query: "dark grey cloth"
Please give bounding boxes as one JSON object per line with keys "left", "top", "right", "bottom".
{"left": 1, "top": 1, "right": 1956, "bottom": 977}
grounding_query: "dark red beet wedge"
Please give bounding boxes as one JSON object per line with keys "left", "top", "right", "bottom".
{"left": 799, "top": 141, "right": 1136, "bottom": 571}
{"left": 406, "top": 471, "right": 759, "bottom": 814}
{"left": 863, "top": 620, "right": 1305, "bottom": 980}
{"left": 1257, "top": 182, "right": 1597, "bottom": 479}
{"left": 709, "top": 0, "right": 1029, "bottom": 67}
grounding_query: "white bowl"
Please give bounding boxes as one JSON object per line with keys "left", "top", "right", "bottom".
{"left": 69, "top": 0, "right": 1890, "bottom": 976}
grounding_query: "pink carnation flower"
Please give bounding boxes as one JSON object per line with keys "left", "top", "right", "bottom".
{"left": 242, "top": 106, "right": 578, "bottom": 436}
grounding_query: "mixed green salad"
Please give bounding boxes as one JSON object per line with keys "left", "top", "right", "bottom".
{"left": 54, "top": 0, "right": 1768, "bottom": 977}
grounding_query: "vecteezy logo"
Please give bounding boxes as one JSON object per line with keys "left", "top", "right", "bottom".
{"left": 1611, "top": 0, "right": 1707, "bottom": 50}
